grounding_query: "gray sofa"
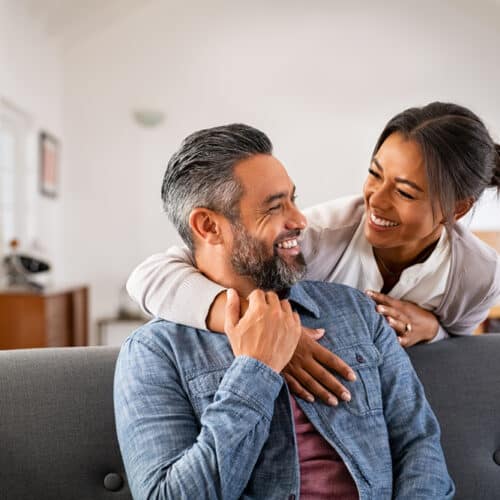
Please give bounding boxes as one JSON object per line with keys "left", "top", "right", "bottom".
{"left": 1, "top": 335, "right": 499, "bottom": 499}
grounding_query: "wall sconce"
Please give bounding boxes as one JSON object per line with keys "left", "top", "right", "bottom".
{"left": 132, "top": 109, "right": 165, "bottom": 128}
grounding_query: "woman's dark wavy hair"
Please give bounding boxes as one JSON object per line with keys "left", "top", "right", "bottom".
{"left": 372, "top": 102, "right": 500, "bottom": 223}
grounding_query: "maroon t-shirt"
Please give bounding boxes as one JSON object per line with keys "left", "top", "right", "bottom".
{"left": 290, "top": 396, "right": 359, "bottom": 500}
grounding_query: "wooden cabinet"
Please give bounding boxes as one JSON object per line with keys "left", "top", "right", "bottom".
{"left": 473, "top": 232, "right": 500, "bottom": 333}
{"left": 0, "top": 286, "right": 88, "bottom": 349}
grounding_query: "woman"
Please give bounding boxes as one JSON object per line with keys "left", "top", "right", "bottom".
{"left": 127, "top": 102, "right": 500, "bottom": 404}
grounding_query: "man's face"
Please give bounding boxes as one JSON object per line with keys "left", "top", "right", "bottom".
{"left": 229, "top": 154, "right": 308, "bottom": 293}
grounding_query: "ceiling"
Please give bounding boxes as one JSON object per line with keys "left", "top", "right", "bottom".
{"left": 18, "top": 0, "right": 149, "bottom": 46}
{"left": 15, "top": 0, "right": 500, "bottom": 48}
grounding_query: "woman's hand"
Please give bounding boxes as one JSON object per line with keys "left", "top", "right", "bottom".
{"left": 283, "top": 327, "right": 357, "bottom": 406}
{"left": 365, "top": 290, "right": 439, "bottom": 347}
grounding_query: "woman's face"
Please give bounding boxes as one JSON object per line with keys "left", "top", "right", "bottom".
{"left": 363, "top": 132, "right": 444, "bottom": 255}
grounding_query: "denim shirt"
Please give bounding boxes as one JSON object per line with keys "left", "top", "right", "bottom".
{"left": 114, "top": 281, "right": 454, "bottom": 500}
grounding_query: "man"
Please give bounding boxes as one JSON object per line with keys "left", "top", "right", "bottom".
{"left": 114, "top": 124, "right": 454, "bottom": 499}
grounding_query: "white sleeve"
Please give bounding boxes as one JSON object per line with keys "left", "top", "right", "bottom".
{"left": 126, "top": 246, "right": 226, "bottom": 330}
{"left": 428, "top": 325, "right": 450, "bottom": 343}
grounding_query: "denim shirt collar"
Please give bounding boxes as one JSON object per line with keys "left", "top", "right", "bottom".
{"left": 287, "top": 282, "right": 321, "bottom": 319}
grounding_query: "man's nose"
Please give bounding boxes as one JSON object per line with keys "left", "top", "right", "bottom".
{"left": 285, "top": 204, "right": 307, "bottom": 230}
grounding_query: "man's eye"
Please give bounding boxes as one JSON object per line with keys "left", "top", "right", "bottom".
{"left": 368, "top": 168, "right": 381, "bottom": 179}
{"left": 397, "top": 189, "right": 415, "bottom": 200}
{"left": 268, "top": 204, "right": 281, "bottom": 212}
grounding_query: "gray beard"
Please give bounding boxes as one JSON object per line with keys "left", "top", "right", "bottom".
{"left": 230, "top": 222, "right": 306, "bottom": 295}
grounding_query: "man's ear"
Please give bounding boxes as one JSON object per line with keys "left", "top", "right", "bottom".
{"left": 189, "top": 208, "right": 226, "bottom": 245}
{"left": 453, "top": 197, "right": 474, "bottom": 222}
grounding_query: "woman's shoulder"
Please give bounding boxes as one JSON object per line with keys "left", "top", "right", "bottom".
{"left": 449, "top": 223, "right": 500, "bottom": 289}
{"left": 451, "top": 224, "right": 499, "bottom": 262}
{"left": 303, "top": 194, "right": 364, "bottom": 232}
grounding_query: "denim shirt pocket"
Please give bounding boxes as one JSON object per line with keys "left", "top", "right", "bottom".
{"left": 333, "top": 343, "right": 383, "bottom": 416}
{"left": 186, "top": 368, "right": 228, "bottom": 418}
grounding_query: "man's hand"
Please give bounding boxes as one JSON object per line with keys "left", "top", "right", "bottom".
{"left": 224, "top": 289, "right": 301, "bottom": 373}
{"left": 284, "top": 328, "right": 356, "bottom": 406}
{"left": 366, "top": 290, "right": 440, "bottom": 347}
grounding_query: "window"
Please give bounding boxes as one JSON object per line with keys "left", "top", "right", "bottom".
{"left": 0, "top": 98, "right": 35, "bottom": 257}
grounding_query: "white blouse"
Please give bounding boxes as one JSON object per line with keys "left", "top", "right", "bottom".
{"left": 331, "top": 215, "right": 451, "bottom": 341}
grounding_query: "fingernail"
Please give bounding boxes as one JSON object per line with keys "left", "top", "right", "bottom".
{"left": 315, "top": 328, "right": 325, "bottom": 337}
{"left": 347, "top": 371, "right": 357, "bottom": 381}
{"left": 377, "top": 305, "right": 385, "bottom": 313}
{"left": 327, "top": 396, "right": 338, "bottom": 406}
{"left": 227, "top": 288, "right": 236, "bottom": 299}
{"left": 306, "top": 395, "right": 315, "bottom": 403}
{"left": 341, "top": 391, "right": 351, "bottom": 402}
{"left": 365, "top": 290, "right": 374, "bottom": 296}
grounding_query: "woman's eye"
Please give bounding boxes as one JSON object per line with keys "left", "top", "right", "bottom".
{"left": 368, "top": 168, "right": 381, "bottom": 179}
{"left": 397, "top": 189, "right": 415, "bottom": 200}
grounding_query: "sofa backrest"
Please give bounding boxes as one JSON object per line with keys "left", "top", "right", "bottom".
{"left": 407, "top": 334, "right": 500, "bottom": 500}
{"left": 1, "top": 336, "right": 499, "bottom": 499}
{"left": 0, "top": 346, "right": 130, "bottom": 500}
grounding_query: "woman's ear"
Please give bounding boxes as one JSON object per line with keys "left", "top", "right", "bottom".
{"left": 189, "top": 208, "right": 225, "bottom": 245}
{"left": 453, "top": 197, "right": 474, "bottom": 222}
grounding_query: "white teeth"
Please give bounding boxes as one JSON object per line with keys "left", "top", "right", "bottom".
{"left": 277, "top": 238, "right": 298, "bottom": 249}
{"left": 370, "top": 212, "right": 398, "bottom": 227}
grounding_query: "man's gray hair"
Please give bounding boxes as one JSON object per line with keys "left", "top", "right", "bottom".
{"left": 161, "top": 123, "right": 273, "bottom": 251}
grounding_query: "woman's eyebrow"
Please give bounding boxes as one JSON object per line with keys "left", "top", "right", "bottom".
{"left": 395, "top": 177, "right": 424, "bottom": 192}
{"left": 372, "top": 157, "right": 384, "bottom": 171}
{"left": 372, "top": 157, "right": 424, "bottom": 192}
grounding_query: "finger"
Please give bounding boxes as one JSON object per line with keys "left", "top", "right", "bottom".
{"left": 366, "top": 290, "right": 399, "bottom": 307}
{"left": 283, "top": 372, "right": 315, "bottom": 403}
{"left": 306, "top": 362, "right": 352, "bottom": 402}
{"left": 280, "top": 298, "right": 293, "bottom": 314}
{"left": 313, "top": 343, "right": 357, "bottom": 382}
{"left": 246, "top": 289, "right": 266, "bottom": 310}
{"left": 398, "top": 335, "right": 410, "bottom": 347}
{"left": 398, "top": 335, "right": 421, "bottom": 348}
{"left": 224, "top": 289, "right": 240, "bottom": 332}
{"left": 387, "top": 316, "right": 408, "bottom": 335}
{"left": 265, "top": 290, "right": 280, "bottom": 308}
{"left": 376, "top": 304, "right": 404, "bottom": 321}
{"left": 302, "top": 326, "right": 325, "bottom": 340}
{"left": 294, "top": 368, "right": 339, "bottom": 406}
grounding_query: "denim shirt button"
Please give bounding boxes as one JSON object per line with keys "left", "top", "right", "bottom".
{"left": 356, "top": 353, "right": 365, "bottom": 363}
{"left": 288, "top": 495, "right": 296, "bottom": 500}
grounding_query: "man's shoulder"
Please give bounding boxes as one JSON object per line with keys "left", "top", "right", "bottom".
{"left": 125, "top": 318, "right": 197, "bottom": 354}
{"left": 125, "top": 317, "right": 230, "bottom": 362}
{"left": 298, "top": 280, "right": 372, "bottom": 307}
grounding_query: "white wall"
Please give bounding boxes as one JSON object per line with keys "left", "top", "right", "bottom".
{"left": 7, "top": 0, "right": 498, "bottom": 342}
{"left": 0, "top": 0, "right": 65, "bottom": 281}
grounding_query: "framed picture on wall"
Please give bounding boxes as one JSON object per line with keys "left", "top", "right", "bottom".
{"left": 39, "top": 131, "right": 59, "bottom": 198}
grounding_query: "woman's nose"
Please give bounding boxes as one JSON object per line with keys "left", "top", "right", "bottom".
{"left": 368, "top": 182, "right": 391, "bottom": 209}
